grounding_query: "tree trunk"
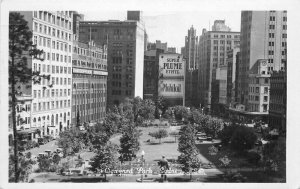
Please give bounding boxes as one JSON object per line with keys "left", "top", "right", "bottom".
{"left": 11, "top": 54, "right": 19, "bottom": 183}
{"left": 190, "top": 172, "right": 192, "bottom": 180}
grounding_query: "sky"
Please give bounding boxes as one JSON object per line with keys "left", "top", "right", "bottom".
{"left": 82, "top": 11, "right": 241, "bottom": 52}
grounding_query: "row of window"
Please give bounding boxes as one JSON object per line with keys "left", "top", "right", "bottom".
{"left": 16, "top": 104, "right": 31, "bottom": 113}
{"left": 112, "top": 81, "right": 133, "bottom": 88}
{"left": 268, "top": 50, "right": 286, "bottom": 56}
{"left": 72, "top": 60, "right": 107, "bottom": 70}
{"left": 269, "top": 33, "right": 287, "bottom": 39}
{"left": 73, "top": 46, "right": 107, "bottom": 59}
{"left": 34, "top": 36, "right": 71, "bottom": 53}
{"left": 33, "top": 22, "right": 72, "bottom": 41}
{"left": 33, "top": 11, "right": 72, "bottom": 30}
{"left": 112, "top": 90, "right": 132, "bottom": 96}
{"left": 32, "top": 112, "right": 70, "bottom": 126}
{"left": 33, "top": 63, "right": 71, "bottom": 75}
{"left": 16, "top": 116, "right": 31, "bottom": 126}
{"left": 33, "top": 100, "right": 71, "bottom": 112}
{"left": 210, "top": 34, "right": 240, "bottom": 39}
{"left": 34, "top": 88, "right": 71, "bottom": 98}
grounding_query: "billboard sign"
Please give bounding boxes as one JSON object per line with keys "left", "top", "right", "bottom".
{"left": 158, "top": 53, "right": 185, "bottom": 99}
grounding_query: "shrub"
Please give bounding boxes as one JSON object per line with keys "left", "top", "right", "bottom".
{"left": 230, "top": 126, "right": 257, "bottom": 153}
{"left": 247, "top": 152, "right": 261, "bottom": 165}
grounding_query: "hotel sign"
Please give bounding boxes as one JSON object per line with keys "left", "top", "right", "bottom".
{"left": 158, "top": 53, "right": 185, "bottom": 98}
{"left": 159, "top": 54, "right": 184, "bottom": 78}
{"left": 73, "top": 68, "right": 108, "bottom": 76}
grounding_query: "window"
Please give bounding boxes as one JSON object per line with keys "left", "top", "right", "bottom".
{"left": 269, "top": 50, "right": 274, "bottom": 55}
{"left": 269, "top": 25, "right": 275, "bottom": 30}
{"left": 264, "top": 78, "right": 269, "bottom": 84}
{"left": 213, "top": 40, "right": 218, "bottom": 45}
{"left": 269, "top": 33, "right": 274, "bottom": 38}
{"left": 255, "top": 96, "right": 259, "bottom": 101}
{"left": 255, "top": 87, "right": 259, "bottom": 93}
{"left": 282, "top": 33, "right": 287, "bottom": 38}
{"left": 283, "top": 25, "right": 287, "bottom": 30}
{"left": 269, "top": 41, "right": 274, "bottom": 46}
{"left": 283, "top": 16, "right": 287, "bottom": 22}
{"left": 33, "top": 36, "right": 37, "bottom": 45}
{"left": 270, "top": 16, "right": 275, "bottom": 21}
{"left": 264, "top": 87, "right": 268, "bottom": 94}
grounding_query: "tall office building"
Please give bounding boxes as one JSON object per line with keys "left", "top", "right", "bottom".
{"left": 198, "top": 20, "right": 240, "bottom": 112}
{"left": 79, "top": 11, "right": 145, "bottom": 107}
{"left": 71, "top": 41, "right": 108, "bottom": 126}
{"left": 238, "top": 11, "right": 287, "bottom": 113}
{"left": 184, "top": 26, "right": 199, "bottom": 107}
{"left": 269, "top": 70, "right": 286, "bottom": 134}
{"left": 18, "top": 11, "right": 74, "bottom": 137}
{"left": 226, "top": 46, "right": 240, "bottom": 107}
{"left": 143, "top": 48, "right": 164, "bottom": 100}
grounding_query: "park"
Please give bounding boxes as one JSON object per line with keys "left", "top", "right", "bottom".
{"left": 11, "top": 97, "right": 285, "bottom": 183}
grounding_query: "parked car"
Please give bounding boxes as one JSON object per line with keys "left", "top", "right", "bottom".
{"left": 38, "top": 137, "right": 46, "bottom": 145}
{"left": 62, "top": 170, "right": 73, "bottom": 176}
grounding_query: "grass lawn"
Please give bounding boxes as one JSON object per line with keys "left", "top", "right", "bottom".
{"left": 196, "top": 143, "right": 252, "bottom": 168}
{"left": 111, "top": 126, "right": 181, "bottom": 163}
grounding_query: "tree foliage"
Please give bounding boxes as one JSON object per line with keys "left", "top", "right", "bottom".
{"left": 177, "top": 124, "right": 201, "bottom": 178}
{"left": 149, "top": 129, "right": 168, "bottom": 143}
{"left": 230, "top": 126, "right": 257, "bottom": 153}
{"left": 9, "top": 152, "right": 35, "bottom": 182}
{"left": 262, "top": 138, "right": 286, "bottom": 176}
{"left": 9, "top": 12, "right": 50, "bottom": 183}
{"left": 119, "top": 124, "right": 141, "bottom": 162}
{"left": 57, "top": 129, "right": 85, "bottom": 157}
{"left": 219, "top": 124, "right": 239, "bottom": 145}
{"left": 89, "top": 142, "right": 119, "bottom": 181}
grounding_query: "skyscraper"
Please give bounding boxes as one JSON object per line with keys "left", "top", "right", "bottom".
{"left": 18, "top": 11, "right": 74, "bottom": 137}
{"left": 79, "top": 11, "right": 145, "bottom": 107}
{"left": 238, "top": 11, "right": 287, "bottom": 112}
{"left": 198, "top": 20, "right": 240, "bottom": 112}
{"left": 184, "top": 26, "right": 199, "bottom": 107}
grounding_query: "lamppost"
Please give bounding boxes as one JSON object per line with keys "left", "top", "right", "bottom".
{"left": 140, "top": 150, "right": 145, "bottom": 182}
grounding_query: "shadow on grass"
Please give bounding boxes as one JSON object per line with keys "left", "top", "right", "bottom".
{"left": 166, "top": 177, "right": 192, "bottom": 182}
{"left": 163, "top": 141, "right": 176, "bottom": 143}
{"left": 59, "top": 177, "right": 107, "bottom": 183}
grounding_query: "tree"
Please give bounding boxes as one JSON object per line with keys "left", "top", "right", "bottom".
{"left": 37, "top": 155, "right": 52, "bottom": 172}
{"left": 149, "top": 129, "right": 168, "bottom": 143}
{"left": 219, "top": 124, "right": 238, "bottom": 145}
{"left": 177, "top": 124, "right": 201, "bottom": 180}
{"left": 9, "top": 152, "right": 35, "bottom": 182}
{"left": 76, "top": 110, "right": 80, "bottom": 127}
{"left": 9, "top": 12, "right": 50, "bottom": 182}
{"left": 203, "top": 117, "right": 223, "bottom": 138}
{"left": 89, "top": 142, "right": 119, "bottom": 181}
{"left": 155, "top": 96, "right": 169, "bottom": 118}
{"left": 57, "top": 129, "right": 85, "bottom": 157}
{"left": 119, "top": 124, "right": 141, "bottom": 162}
{"left": 230, "top": 126, "right": 257, "bottom": 154}
{"left": 262, "top": 138, "right": 286, "bottom": 177}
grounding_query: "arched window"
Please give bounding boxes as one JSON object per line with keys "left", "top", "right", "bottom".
{"left": 64, "top": 113, "right": 66, "bottom": 123}
{"left": 56, "top": 114, "right": 58, "bottom": 124}
{"left": 47, "top": 115, "right": 50, "bottom": 120}
{"left": 33, "top": 118, "right": 36, "bottom": 123}
{"left": 51, "top": 115, "right": 54, "bottom": 125}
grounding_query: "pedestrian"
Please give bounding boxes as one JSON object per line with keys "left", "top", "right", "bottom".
{"left": 158, "top": 155, "right": 169, "bottom": 182}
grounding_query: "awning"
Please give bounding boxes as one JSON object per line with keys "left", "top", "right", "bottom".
{"left": 18, "top": 127, "right": 42, "bottom": 134}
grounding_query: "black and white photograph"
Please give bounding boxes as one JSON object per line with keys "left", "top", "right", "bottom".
{"left": 0, "top": 0, "right": 300, "bottom": 188}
